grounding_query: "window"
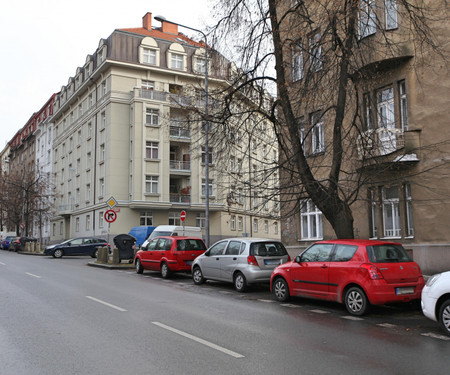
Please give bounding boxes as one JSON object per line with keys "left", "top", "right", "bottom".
{"left": 171, "top": 53, "right": 184, "bottom": 69}
{"left": 238, "top": 216, "right": 243, "bottom": 231}
{"left": 292, "top": 43, "right": 304, "bottom": 81}
{"left": 143, "top": 48, "right": 157, "bottom": 64}
{"left": 142, "top": 80, "right": 155, "bottom": 91}
{"left": 99, "top": 212, "right": 104, "bottom": 229}
{"left": 399, "top": 80, "right": 408, "bottom": 131}
{"left": 253, "top": 218, "right": 259, "bottom": 233}
{"left": 300, "top": 243, "right": 333, "bottom": 262}
{"left": 274, "top": 221, "right": 279, "bottom": 234}
{"left": 369, "top": 188, "right": 378, "bottom": 238}
{"left": 264, "top": 220, "right": 269, "bottom": 233}
{"left": 405, "top": 183, "right": 414, "bottom": 237}
{"left": 311, "top": 112, "right": 325, "bottom": 153}
{"left": 201, "top": 147, "right": 213, "bottom": 164}
{"left": 75, "top": 217, "right": 80, "bottom": 232}
{"left": 87, "top": 122, "right": 92, "bottom": 138}
{"left": 146, "top": 108, "right": 159, "bottom": 125}
{"left": 202, "top": 179, "right": 214, "bottom": 196}
{"left": 377, "top": 87, "right": 395, "bottom": 129}
{"left": 86, "top": 215, "right": 91, "bottom": 231}
{"left": 231, "top": 215, "right": 236, "bottom": 231}
{"left": 363, "top": 93, "right": 374, "bottom": 130}
{"left": 359, "top": 0, "right": 376, "bottom": 38}
{"left": 332, "top": 245, "right": 358, "bottom": 262}
{"left": 145, "top": 176, "right": 158, "bottom": 194}
{"left": 309, "top": 33, "right": 322, "bottom": 72}
{"left": 140, "top": 211, "right": 153, "bottom": 226}
{"left": 385, "top": 0, "right": 398, "bottom": 30}
{"left": 382, "top": 186, "right": 401, "bottom": 237}
{"left": 196, "top": 213, "right": 206, "bottom": 228}
{"left": 99, "top": 178, "right": 104, "bottom": 197}
{"left": 86, "top": 184, "right": 91, "bottom": 202}
{"left": 101, "top": 111, "right": 106, "bottom": 129}
{"left": 146, "top": 141, "right": 159, "bottom": 159}
{"left": 195, "top": 57, "right": 206, "bottom": 74}
{"left": 300, "top": 199, "right": 323, "bottom": 240}
{"left": 100, "top": 144, "right": 105, "bottom": 162}
{"left": 168, "top": 212, "right": 181, "bottom": 226}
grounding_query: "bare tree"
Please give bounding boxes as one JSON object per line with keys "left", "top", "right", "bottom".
{"left": 207, "top": 0, "right": 448, "bottom": 239}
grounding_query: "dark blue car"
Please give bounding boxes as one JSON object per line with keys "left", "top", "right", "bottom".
{"left": 1, "top": 236, "right": 18, "bottom": 250}
{"left": 44, "top": 237, "right": 109, "bottom": 258}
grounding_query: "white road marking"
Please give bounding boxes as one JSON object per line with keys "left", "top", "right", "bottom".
{"left": 152, "top": 322, "right": 245, "bottom": 358}
{"left": 258, "top": 299, "right": 276, "bottom": 303}
{"left": 0, "top": 261, "right": 6, "bottom": 265}
{"left": 377, "top": 323, "right": 397, "bottom": 329}
{"left": 309, "top": 309, "right": 330, "bottom": 314}
{"left": 25, "top": 272, "right": 41, "bottom": 279}
{"left": 421, "top": 332, "right": 450, "bottom": 341}
{"left": 86, "top": 296, "right": 127, "bottom": 312}
{"left": 341, "top": 316, "right": 364, "bottom": 321}
{"left": 281, "top": 303, "right": 300, "bottom": 308}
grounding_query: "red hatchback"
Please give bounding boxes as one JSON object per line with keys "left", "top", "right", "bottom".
{"left": 135, "top": 236, "right": 207, "bottom": 278}
{"left": 270, "top": 239, "right": 425, "bottom": 315}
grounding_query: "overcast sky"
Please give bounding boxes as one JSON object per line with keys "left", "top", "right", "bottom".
{"left": 0, "top": 0, "right": 212, "bottom": 149}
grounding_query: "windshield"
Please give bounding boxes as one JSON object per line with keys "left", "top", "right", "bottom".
{"left": 176, "top": 239, "right": 206, "bottom": 251}
{"left": 250, "top": 242, "right": 288, "bottom": 257}
{"left": 366, "top": 244, "right": 412, "bottom": 263}
{"left": 149, "top": 231, "right": 172, "bottom": 239}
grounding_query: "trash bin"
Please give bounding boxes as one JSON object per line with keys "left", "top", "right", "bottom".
{"left": 113, "top": 234, "right": 136, "bottom": 263}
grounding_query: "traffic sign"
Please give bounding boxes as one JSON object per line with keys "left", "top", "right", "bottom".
{"left": 107, "top": 196, "right": 118, "bottom": 209}
{"left": 180, "top": 210, "right": 186, "bottom": 222}
{"left": 104, "top": 209, "right": 117, "bottom": 223}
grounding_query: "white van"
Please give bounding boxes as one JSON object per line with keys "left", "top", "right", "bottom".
{"left": 141, "top": 225, "right": 202, "bottom": 249}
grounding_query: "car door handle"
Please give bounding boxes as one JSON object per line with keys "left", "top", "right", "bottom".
{"left": 215, "top": 258, "right": 220, "bottom": 260}
{"left": 233, "top": 258, "right": 237, "bottom": 260}
{"left": 321, "top": 264, "right": 328, "bottom": 268}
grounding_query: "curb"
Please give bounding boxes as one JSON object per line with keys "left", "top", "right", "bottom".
{"left": 87, "top": 261, "right": 135, "bottom": 270}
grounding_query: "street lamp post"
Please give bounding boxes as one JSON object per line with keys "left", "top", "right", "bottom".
{"left": 154, "top": 16, "right": 210, "bottom": 247}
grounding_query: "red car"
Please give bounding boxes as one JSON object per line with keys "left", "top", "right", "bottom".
{"left": 270, "top": 239, "right": 425, "bottom": 315}
{"left": 135, "top": 236, "right": 207, "bottom": 278}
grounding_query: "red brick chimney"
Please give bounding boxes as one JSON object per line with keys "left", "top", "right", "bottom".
{"left": 161, "top": 20, "right": 178, "bottom": 35}
{"left": 143, "top": 12, "right": 152, "bottom": 30}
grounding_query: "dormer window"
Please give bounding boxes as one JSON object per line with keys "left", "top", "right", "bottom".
{"left": 171, "top": 53, "right": 184, "bottom": 70}
{"left": 143, "top": 48, "right": 157, "bottom": 65}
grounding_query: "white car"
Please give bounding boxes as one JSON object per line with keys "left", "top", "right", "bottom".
{"left": 421, "top": 271, "right": 450, "bottom": 336}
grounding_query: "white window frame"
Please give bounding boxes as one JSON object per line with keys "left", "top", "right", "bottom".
{"left": 171, "top": 53, "right": 184, "bottom": 70}
{"left": 146, "top": 108, "right": 159, "bottom": 126}
{"left": 300, "top": 199, "right": 323, "bottom": 240}
{"left": 405, "top": 183, "right": 414, "bottom": 237}
{"left": 196, "top": 213, "right": 206, "bottom": 228}
{"left": 230, "top": 215, "right": 236, "bottom": 231}
{"left": 311, "top": 112, "right": 325, "bottom": 154}
{"left": 382, "top": 186, "right": 401, "bottom": 238}
{"left": 359, "top": 0, "right": 376, "bottom": 38}
{"left": 86, "top": 215, "right": 91, "bottom": 231}
{"left": 195, "top": 57, "right": 206, "bottom": 74}
{"left": 145, "top": 175, "right": 159, "bottom": 194}
{"left": 399, "top": 80, "right": 408, "bottom": 131}
{"left": 292, "top": 43, "right": 304, "bottom": 81}
{"left": 169, "top": 212, "right": 181, "bottom": 226}
{"left": 238, "top": 216, "right": 243, "bottom": 231}
{"left": 369, "top": 188, "right": 378, "bottom": 238}
{"left": 385, "top": 0, "right": 398, "bottom": 30}
{"left": 201, "top": 179, "right": 214, "bottom": 196}
{"left": 146, "top": 141, "right": 159, "bottom": 159}
{"left": 309, "top": 33, "right": 322, "bottom": 72}
{"left": 143, "top": 48, "right": 157, "bottom": 65}
{"left": 140, "top": 211, "right": 153, "bottom": 226}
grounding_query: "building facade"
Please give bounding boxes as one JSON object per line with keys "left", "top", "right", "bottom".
{"left": 277, "top": 0, "right": 450, "bottom": 273}
{"left": 49, "top": 12, "right": 281, "bottom": 245}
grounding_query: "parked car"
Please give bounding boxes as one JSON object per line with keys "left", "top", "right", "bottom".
{"left": 421, "top": 271, "right": 450, "bottom": 336}
{"left": 1, "top": 236, "right": 18, "bottom": 250}
{"left": 270, "top": 239, "right": 425, "bottom": 316}
{"left": 10, "top": 237, "right": 37, "bottom": 252}
{"left": 192, "top": 238, "right": 291, "bottom": 292}
{"left": 141, "top": 225, "right": 202, "bottom": 249}
{"left": 135, "top": 236, "right": 207, "bottom": 278}
{"left": 44, "top": 237, "right": 109, "bottom": 258}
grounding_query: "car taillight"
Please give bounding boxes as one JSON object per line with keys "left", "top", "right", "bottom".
{"left": 361, "top": 264, "right": 384, "bottom": 280}
{"left": 287, "top": 255, "right": 291, "bottom": 262}
{"left": 247, "top": 255, "right": 258, "bottom": 266}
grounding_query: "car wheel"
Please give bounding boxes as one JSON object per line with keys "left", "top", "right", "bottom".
{"left": 136, "top": 259, "right": 144, "bottom": 274}
{"left": 439, "top": 299, "right": 450, "bottom": 336}
{"left": 344, "top": 286, "right": 369, "bottom": 316}
{"left": 273, "top": 278, "right": 290, "bottom": 302}
{"left": 161, "top": 262, "right": 171, "bottom": 279}
{"left": 192, "top": 266, "right": 205, "bottom": 285}
{"left": 53, "top": 249, "right": 63, "bottom": 259}
{"left": 234, "top": 272, "right": 247, "bottom": 292}
{"left": 92, "top": 249, "right": 99, "bottom": 258}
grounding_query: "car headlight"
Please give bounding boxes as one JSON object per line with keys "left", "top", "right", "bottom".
{"left": 45, "top": 245, "right": 55, "bottom": 250}
{"left": 425, "top": 273, "right": 441, "bottom": 287}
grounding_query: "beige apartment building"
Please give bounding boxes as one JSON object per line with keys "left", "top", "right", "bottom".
{"left": 277, "top": 0, "right": 449, "bottom": 273}
{"left": 50, "top": 12, "right": 281, "bottom": 246}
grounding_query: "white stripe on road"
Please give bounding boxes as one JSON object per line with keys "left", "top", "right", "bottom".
{"left": 86, "top": 296, "right": 127, "bottom": 312}
{"left": 0, "top": 261, "right": 5, "bottom": 265}
{"left": 25, "top": 272, "right": 41, "bottom": 278}
{"left": 421, "top": 332, "right": 450, "bottom": 341}
{"left": 152, "top": 321, "right": 245, "bottom": 358}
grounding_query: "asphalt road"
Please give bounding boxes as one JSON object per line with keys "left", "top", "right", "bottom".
{"left": 1, "top": 251, "right": 449, "bottom": 375}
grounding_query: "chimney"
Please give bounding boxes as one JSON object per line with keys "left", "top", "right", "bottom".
{"left": 161, "top": 20, "right": 178, "bottom": 35}
{"left": 143, "top": 12, "right": 152, "bottom": 30}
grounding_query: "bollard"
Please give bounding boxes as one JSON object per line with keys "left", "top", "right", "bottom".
{"left": 101, "top": 246, "right": 108, "bottom": 263}
{"left": 36, "top": 242, "right": 41, "bottom": 253}
{"left": 98, "top": 247, "right": 107, "bottom": 263}
{"left": 111, "top": 248, "right": 120, "bottom": 264}
{"left": 30, "top": 242, "right": 35, "bottom": 253}
{"left": 25, "top": 242, "right": 30, "bottom": 252}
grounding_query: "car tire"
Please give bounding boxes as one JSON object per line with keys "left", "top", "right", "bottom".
{"left": 192, "top": 266, "right": 205, "bottom": 285}
{"left": 439, "top": 299, "right": 450, "bottom": 336}
{"left": 234, "top": 272, "right": 247, "bottom": 292}
{"left": 344, "top": 286, "right": 369, "bottom": 316}
{"left": 53, "top": 249, "right": 63, "bottom": 259}
{"left": 161, "top": 262, "right": 171, "bottom": 279}
{"left": 273, "top": 277, "right": 290, "bottom": 302}
{"left": 92, "top": 249, "right": 99, "bottom": 258}
{"left": 136, "top": 259, "right": 144, "bottom": 274}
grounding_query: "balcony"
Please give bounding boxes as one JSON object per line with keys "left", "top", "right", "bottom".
{"left": 170, "top": 160, "right": 191, "bottom": 173}
{"left": 170, "top": 194, "right": 191, "bottom": 204}
{"left": 169, "top": 93, "right": 193, "bottom": 107}
{"left": 58, "top": 203, "right": 74, "bottom": 216}
{"left": 357, "top": 128, "right": 405, "bottom": 159}
{"left": 170, "top": 126, "right": 191, "bottom": 140}
{"left": 139, "top": 89, "right": 168, "bottom": 102}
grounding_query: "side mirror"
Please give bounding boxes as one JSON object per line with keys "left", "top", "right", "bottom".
{"left": 295, "top": 255, "right": 301, "bottom": 263}
{"left": 204, "top": 250, "right": 210, "bottom": 256}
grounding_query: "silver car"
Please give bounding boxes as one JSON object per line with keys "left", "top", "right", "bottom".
{"left": 191, "top": 238, "right": 290, "bottom": 292}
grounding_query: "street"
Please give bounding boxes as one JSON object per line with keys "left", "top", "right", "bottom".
{"left": 1, "top": 251, "right": 449, "bottom": 375}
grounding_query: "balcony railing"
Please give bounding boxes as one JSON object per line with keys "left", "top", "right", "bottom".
{"left": 170, "top": 126, "right": 190, "bottom": 139}
{"left": 169, "top": 93, "right": 193, "bottom": 107}
{"left": 58, "top": 204, "right": 74, "bottom": 214}
{"left": 357, "top": 128, "right": 405, "bottom": 159}
{"left": 170, "top": 194, "right": 191, "bottom": 204}
{"left": 170, "top": 160, "right": 191, "bottom": 171}
{"left": 139, "top": 89, "right": 168, "bottom": 102}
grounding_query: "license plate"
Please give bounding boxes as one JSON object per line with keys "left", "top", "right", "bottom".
{"left": 186, "top": 261, "right": 192, "bottom": 265}
{"left": 395, "top": 287, "right": 414, "bottom": 295}
{"left": 264, "top": 259, "right": 280, "bottom": 265}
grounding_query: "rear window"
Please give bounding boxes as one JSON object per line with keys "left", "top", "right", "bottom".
{"left": 366, "top": 244, "right": 412, "bottom": 263}
{"left": 176, "top": 239, "right": 206, "bottom": 251}
{"left": 250, "top": 242, "right": 288, "bottom": 257}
